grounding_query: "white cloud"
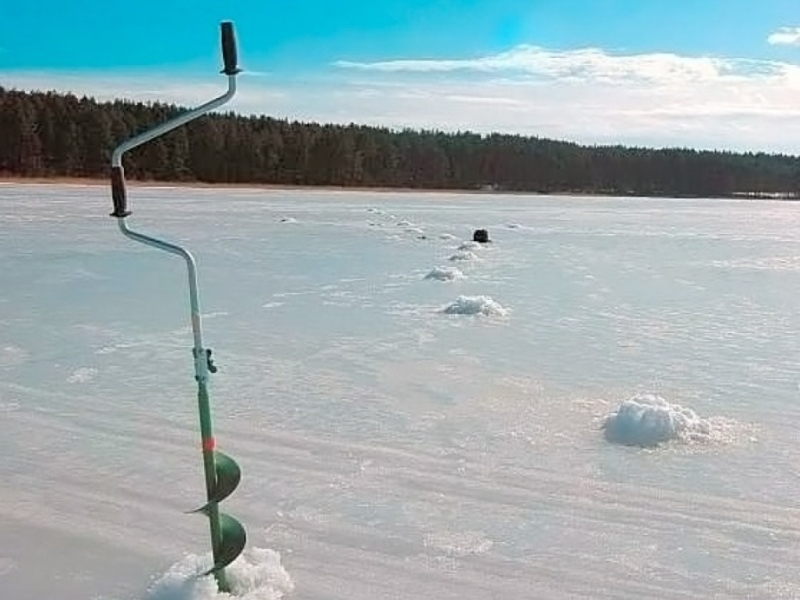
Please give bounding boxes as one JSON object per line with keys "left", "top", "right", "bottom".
{"left": 3, "top": 45, "right": 800, "bottom": 155}
{"left": 768, "top": 27, "right": 800, "bottom": 46}
{"left": 335, "top": 47, "right": 778, "bottom": 85}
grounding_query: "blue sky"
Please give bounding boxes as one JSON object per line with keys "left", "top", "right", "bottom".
{"left": 2, "top": 1, "right": 800, "bottom": 152}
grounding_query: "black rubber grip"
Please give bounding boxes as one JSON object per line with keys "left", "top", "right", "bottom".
{"left": 220, "top": 21, "right": 240, "bottom": 75}
{"left": 110, "top": 166, "right": 131, "bottom": 217}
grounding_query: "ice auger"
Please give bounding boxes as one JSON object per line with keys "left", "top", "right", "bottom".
{"left": 108, "top": 21, "right": 245, "bottom": 593}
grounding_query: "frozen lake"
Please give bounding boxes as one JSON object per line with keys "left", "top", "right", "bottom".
{"left": 2, "top": 182, "right": 800, "bottom": 599}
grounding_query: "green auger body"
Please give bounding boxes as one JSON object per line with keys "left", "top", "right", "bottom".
{"left": 196, "top": 378, "right": 246, "bottom": 586}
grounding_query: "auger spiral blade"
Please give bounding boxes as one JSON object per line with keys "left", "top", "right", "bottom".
{"left": 202, "top": 512, "right": 247, "bottom": 575}
{"left": 190, "top": 451, "right": 242, "bottom": 513}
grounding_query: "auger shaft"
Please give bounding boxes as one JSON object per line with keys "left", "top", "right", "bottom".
{"left": 108, "top": 22, "right": 245, "bottom": 593}
{"left": 198, "top": 378, "right": 225, "bottom": 584}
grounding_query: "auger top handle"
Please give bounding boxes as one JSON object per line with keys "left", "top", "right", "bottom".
{"left": 109, "top": 21, "right": 240, "bottom": 219}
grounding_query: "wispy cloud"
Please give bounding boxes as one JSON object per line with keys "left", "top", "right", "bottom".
{"left": 3, "top": 44, "right": 800, "bottom": 155}
{"left": 336, "top": 47, "right": 800, "bottom": 153}
{"left": 335, "top": 46, "right": 789, "bottom": 85}
{"left": 768, "top": 27, "right": 800, "bottom": 46}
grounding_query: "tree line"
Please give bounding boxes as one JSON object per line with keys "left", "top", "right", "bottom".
{"left": 1, "top": 85, "right": 799, "bottom": 198}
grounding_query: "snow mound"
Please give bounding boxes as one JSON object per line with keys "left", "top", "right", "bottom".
{"left": 425, "top": 267, "right": 464, "bottom": 281}
{"left": 603, "top": 393, "right": 726, "bottom": 447}
{"left": 443, "top": 295, "right": 508, "bottom": 316}
{"left": 448, "top": 250, "right": 479, "bottom": 262}
{"left": 147, "top": 548, "right": 294, "bottom": 600}
{"left": 424, "top": 531, "right": 493, "bottom": 557}
{"left": 0, "top": 345, "right": 28, "bottom": 367}
{"left": 457, "top": 241, "right": 481, "bottom": 251}
{"left": 66, "top": 367, "right": 98, "bottom": 384}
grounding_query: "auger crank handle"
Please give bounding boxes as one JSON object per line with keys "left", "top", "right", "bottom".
{"left": 109, "top": 21, "right": 240, "bottom": 219}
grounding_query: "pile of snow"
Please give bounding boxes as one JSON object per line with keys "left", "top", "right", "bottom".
{"left": 458, "top": 241, "right": 481, "bottom": 251}
{"left": 439, "top": 233, "right": 457, "bottom": 240}
{"left": 66, "top": 367, "right": 98, "bottom": 384}
{"left": 423, "top": 531, "right": 493, "bottom": 557}
{"left": 0, "top": 345, "right": 27, "bottom": 367}
{"left": 442, "top": 295, "right": 508, "bottom": 317}
{"left": 424, "top": 266, "right": 464, "bottom": 281}
{"left": 602, "top": 394, "right": 721, "bottom": 447}
{"left": 147, "top": 548, "right": 294, "bottom": 600}
{"left": 448, "top": 250, "right": 479, "bottom": 262}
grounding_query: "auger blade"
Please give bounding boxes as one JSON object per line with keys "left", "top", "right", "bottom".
{"left": 211, "top": 451, "right": 241, "bottom": 504}
{"left": 189, "top": 451, "right": 242, "bottom": 513}
{"left": 203, "top": 512, "right": 247, "bottom": 575}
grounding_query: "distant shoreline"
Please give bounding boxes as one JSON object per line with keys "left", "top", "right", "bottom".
{"left": 0, "top": 175, "right": 408, "bottom": 193}
{"left": 0, "top": 176, "right": 796, "bottom": 201}
{"left": 0, "top": 176, "right": 599, "bottom": 198}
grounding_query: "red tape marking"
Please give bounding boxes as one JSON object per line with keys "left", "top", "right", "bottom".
{"left": 202, "top": 437, "right": 216, "bottom": 451}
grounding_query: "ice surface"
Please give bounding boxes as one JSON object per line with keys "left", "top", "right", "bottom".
{"left": 1, "top": 184, "right": 798, "bottom": 600}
